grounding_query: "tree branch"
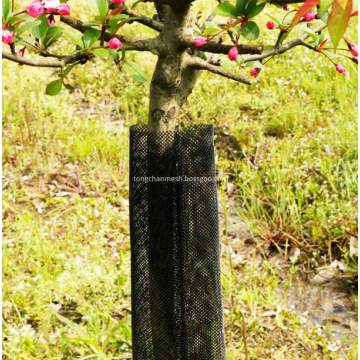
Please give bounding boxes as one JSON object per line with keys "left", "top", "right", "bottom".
{"left": 2, "top": 50, "right": 78, "bottom": 67}
{"left": 110, "top": 4, "right": 164, "bottom": 32}
{"left": 200, "top": 42, "right": 263, "bottom": 55}
{"left": 180, "top": 37, "right": 263, "bottom": 54}
{"left": 61, "top": 15, "right": 144, "bottom": 43}
{"left": 242, "top": 23, "right": 327, "bottom": 63}
{"left": 269, "top": 0, "right": 307, "bottom": 5}
{"left": 60, "top": 15, "right": 159, "bottom": 54}
{"left": 141, "top": 0, "right": 173, "bottom": 5}
{"left": 185, "top": 56, "right": 252, "bottom": 85}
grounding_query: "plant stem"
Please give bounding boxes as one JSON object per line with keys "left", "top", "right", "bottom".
{"left": 241, "top": 313, "right": 249, "bottom": 360}
{"left": 319, "top": 50, "right": 336, "bottom": 65}
{"left": 208, "top": 19, "right": 242, "bottom": 41}
{"left": 12, "top": 10, "right": 26, "bottom": 16}
{"left": 322, "top": 47, "right": 351, "bottom": 51}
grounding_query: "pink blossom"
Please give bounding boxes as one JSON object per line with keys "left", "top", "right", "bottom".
{"left": 335, "top": 64, "right": 345, "bottom": 74}
{"left": 43, "top": 0, "right": 60, "bottom": 13}
{"left": 56, "top": 3, "right": 70, "bottom": 15}
{"left": 27, "top": 0, "right": 44, "bottom": 18}
{"left": 266, "top": 21, "right": 275, "bottom": 30}
{"left": 249, "top": 68, "right": 260, "bottom": 78}
{"left": 283, "top": 4, "right": 290, "bottom": 11}
{"left": 343, "top": 37, "right": 358, "bottom": 56}
{"left": 228, "top": 47, "right": 238, "bottom": 61}
{"left": 194, "top": 37, "right": 209, "bottom": 47}
{"left": 113, "top": 0, "right": 126, "bottom": 3}
{"left": 351, "top": 45, "right": 358, "bottom": 56}
{"left": 16, "top": 47, "right": 26, "bottom": 57}
{"left": 304, "top": 11, "right": 315, "bottom": 22}
{"left": 47, "top": 14, "right": 55, "bottom": 27}
{"left": 2, "top": 30, "right": 13, "bottom": 44}
{"left": 109, "top": 37, "right": 123, "bottom": 49}
{"left": 351, "top": 57, "right": 358, "bottom": 65}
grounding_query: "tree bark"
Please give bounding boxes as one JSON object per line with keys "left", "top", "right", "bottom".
{"left": 148, "top": 3, "right": 197, "bottom": 132}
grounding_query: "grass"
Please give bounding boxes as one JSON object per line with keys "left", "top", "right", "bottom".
{"left": 2, "top": 0, "right": 358, "bottom": 359}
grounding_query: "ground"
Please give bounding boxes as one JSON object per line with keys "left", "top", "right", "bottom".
{"left": 2, "top": 1, "right": 358, "bottom": 359}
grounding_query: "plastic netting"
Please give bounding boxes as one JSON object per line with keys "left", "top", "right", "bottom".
{"left": 129, "top": 124, "right": 226, "bottom": 360}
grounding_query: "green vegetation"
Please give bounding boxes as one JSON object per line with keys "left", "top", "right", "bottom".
{"left": 2, "top": 1, "right": 357, "bottom": 359}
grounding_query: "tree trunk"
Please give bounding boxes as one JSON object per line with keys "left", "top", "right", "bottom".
{"left": 130, "top": 4, "right": 226, "bottom": 359}
{"left": 148, "top": 4, "right": 200, "bottom": 131}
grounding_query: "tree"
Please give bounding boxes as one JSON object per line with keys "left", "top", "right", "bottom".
{"left": 2, "top": 0, "right": 358, "bottom": 131}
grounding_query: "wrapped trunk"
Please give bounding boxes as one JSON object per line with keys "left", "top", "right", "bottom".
{"left": 130, "top": 124, "right": 226, "bottom": 360}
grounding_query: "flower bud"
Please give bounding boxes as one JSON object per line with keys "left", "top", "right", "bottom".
{"left": 47, "top": 14, "right": 55, "bottom": 27}
{"left": 16, "top": 46, "right": 26, "bottom": 57}
{"left": 249, "top": 68, "right": 261, "bottom": 78}
{"left": 112, "top": 0, "right": 126, "bottom": 3}
{"left": 27, "top": 0, "right": 44, "bottom": 18}
{"left": 194, "top": 37, "right": 209, "bottom": 47}
{"left": 335, "top": 64, "right": 345, "bottom": 74}
{"left": 109, "top": 37, "right": 123, "bottom": 49}
{"left": 57, "top": 3, "right": 70, "bottom": 15}
{"left": 283, "top": 4, "right": 290, "bottom": 11}
{"left": 266, "top": 21, "right": 275, "bottom": 30}
{"left": 43, "top": 0, "right": 60, "bottom": 13}
{"left": 343, "top": 37, "right": 358, "bottom": 56}
{"left": 351, "top": 57, "right": 358, "bottom": 65}
{"left": 2, "top": 30, "right": 13, "bottom": 44}
{"left": 304, "top": 11, "right": 315, "bottom": 22}
{"left": 228, "top": 47, "right": 238, "bottom": 61}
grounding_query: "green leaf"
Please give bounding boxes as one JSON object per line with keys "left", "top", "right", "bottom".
{"left": 236, "top": 0, "right": 251, "bottom": 15}
{"left": 3, "top": 0, "right": 10, "bottom": 20}
{"left": 122, "top": 61, "right": 146, "bottom": 83}
{"left": 87, "top": 0, "right": 108, "bottom": 16}
{"left": 107, "top": 316, "right": 131, "bottom": 341}
{"left": 121, "top": 46, "right": 126, "bottom": 61}
{"left": 7, "top": 14, "right": 32, "bottom": 25}
{"left": 83, "top": 29, "right": 101, "bottom": 47}
{"left": 220, "top": 59, "right": 238, "bottom": 69}
{"left": 246, "top": 0, "right": 266, "bottom": 18}
{"left": 92, "top": 48, "right": 109, "bottom": 59}
{"left": 82, "top": 21, "right": 101, "bottom": 27}
{"left": 64, "top": 62, "right": 79, "bottom": 76}
{"left": 16, "top": 20, "right": 42, "bottom": 35}
{"left": 94, "top": 15, "right": 107, "bottom": 22}
{"left": 318, "top": 0, "right": 335, "bottom": 17}
{"left": 245, "top": 60, "right": 264, "bottom": 68}
{"left": 213, "top": 2, "right": 239, "bottom": 19}
{"left": 265, "top": 13, "right": 282, "bottom": 25}
{"left": 45, "top": 79, "right": 63, "bottom": 96}
{"left": 327, "top": 0, "right": 353, "bottom": 51}
{"left": 51, "top": 310, "right": 89, "bottom": 338}
{"left": 63, "top": 83, "right": 76, "bottom": 90}
{"left": 31, "top": 15, "right": 49, "bottom": 43}
{"left": 132, "top": 0, "right": 142, "bottom": 9}
{"left": 17, "top": 35, "right": 38, "bottom": 47}
{"left": 297, "top": 25, "right": 318, "bottom": 40}
{"left": 43, "top": 26, "right": 63, "bottom": 46}
{"left": 63, "top": 29, "right": 84, "bottom": 48}
{"left": 113, "top": 17, "right": 139, "bottom": 33}
{"left": 203, "top": 27, "right": 220, "bottom": 36}
{"left": 278, "top": 30, "right": 289, "bottom": 44}
{"left": 109, "top": 48, "right": 120, "bottom": 61}
{"left": 237, "top": 0, "right": 266, "bottom": 17}
{"left": 242, "top": 21, "right": 260, "bottom": 40}
{"left": 111, "top": 14, "right": 128, "bottom": 21}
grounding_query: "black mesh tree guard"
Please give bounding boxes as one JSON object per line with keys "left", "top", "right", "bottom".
{"left": 129, "top": 124, "right": 226, "bottom": 360}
